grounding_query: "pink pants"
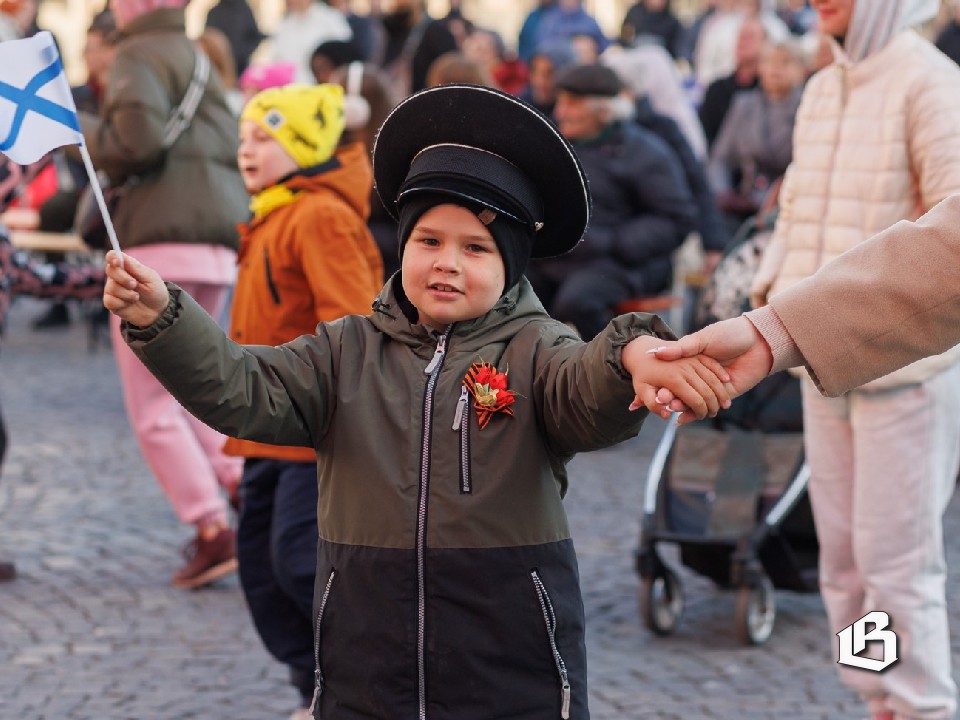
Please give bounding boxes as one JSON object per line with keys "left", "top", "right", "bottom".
{"left": 110, "top": 280, "right": 242, "bottom": 526}
{"left": 802, "top": 366, "right": 960, "bottom": 720}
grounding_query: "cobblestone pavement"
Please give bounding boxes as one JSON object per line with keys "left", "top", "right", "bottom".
{"left": 1, "top": 297, "right": 958, "bottom": 720}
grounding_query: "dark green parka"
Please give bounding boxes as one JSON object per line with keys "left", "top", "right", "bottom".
{"left": 126, "top": 276, "right": 671, "bottom": 720}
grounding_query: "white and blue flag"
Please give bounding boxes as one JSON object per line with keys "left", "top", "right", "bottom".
{"left": 0, "top": 31, "right": 83, "bottom": 165}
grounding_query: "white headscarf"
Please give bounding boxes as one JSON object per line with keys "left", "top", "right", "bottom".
{"left": 843, "top": 0, "right": 938, "bottom": 62}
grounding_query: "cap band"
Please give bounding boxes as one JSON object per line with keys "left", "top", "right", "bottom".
{"left": 398, "top": 144, "right": 544, "bottom": 234}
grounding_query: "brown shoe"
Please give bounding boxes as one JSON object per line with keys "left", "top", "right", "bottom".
{"left": 0, "top": 560, "right": 16, "bottom": 582}
{"left": 172, "top": 527, "right": 237, "bottom": 589}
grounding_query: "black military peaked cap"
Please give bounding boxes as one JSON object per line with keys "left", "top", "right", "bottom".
{"left": 372, "top": 83, "right": 591, "bottom": 258}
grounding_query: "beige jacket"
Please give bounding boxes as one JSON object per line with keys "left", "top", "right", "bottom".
{"left": 765, "top": 194, "right": 960, "bottom": 397}
{"left": 753, "top": 29, "right": 960, "bottom": 390}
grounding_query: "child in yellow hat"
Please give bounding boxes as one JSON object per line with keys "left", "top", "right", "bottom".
{"left": 232, "top": 82, "right": 383, "bottom": 718}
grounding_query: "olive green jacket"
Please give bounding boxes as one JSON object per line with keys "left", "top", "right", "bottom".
{"left": 126, "top": 276, "right": 670, "bottom": 719}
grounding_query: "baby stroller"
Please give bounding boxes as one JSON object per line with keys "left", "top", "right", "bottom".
{"left": 635, "top": 201, "right": 819, "bottom": 646}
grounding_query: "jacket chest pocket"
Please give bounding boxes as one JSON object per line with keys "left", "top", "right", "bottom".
{"left": 451, "top": 386, "right": 473, "bottom": 494}
{"left": 308, "top": 568, "right": 336, "bottom": 716}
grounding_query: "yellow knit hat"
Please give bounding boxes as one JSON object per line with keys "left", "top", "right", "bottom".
{"left": 241, "top": 84, "right": 346, "bottom": 168}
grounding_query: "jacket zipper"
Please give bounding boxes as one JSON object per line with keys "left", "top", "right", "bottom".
{"left": 417, "top": 327, "right": 451, "bottom": 720}
{"left": 263, "top": 248, "right": 281, "bottom": 305}
{"left": 531, "top": 570, "right": 572, "bottom": 720}
{"left": 452, "top": 386, "right": 471, "bottom": 494}
{"left": 308, "top": 568, "right": 337, "bottom": 715}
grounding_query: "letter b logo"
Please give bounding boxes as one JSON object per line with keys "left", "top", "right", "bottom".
{"left": 837, "top": 611, "right": 898, "bottom": 672}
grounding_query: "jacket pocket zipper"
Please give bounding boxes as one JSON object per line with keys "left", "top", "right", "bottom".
{"left": 531, "top": 570, "right": 571, "bottom": 719}
{"left": 452, "top": 385, "right": 472, "bottom": 494}
{"left": 308, "top": 568, "right": 337, "bottom": 716}
{"left": 264, "top": 248, "right": 281, "bottom": 305}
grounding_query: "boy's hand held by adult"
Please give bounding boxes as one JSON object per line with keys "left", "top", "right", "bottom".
{"left": 622, "top": 335, "right": 733, "bottom": 421}
{"left": 651, "top": 316, "right": 775, "bottom": 424}
{"left": 102, "top": 251, "right": 170, "bottom": 328}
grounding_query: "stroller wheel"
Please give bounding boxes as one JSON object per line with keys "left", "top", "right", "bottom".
{"left": 734, "top": 573, "right": 776, "bottom": 645}
{"left": 640, "top": 567, "right": 684, "bottom": 636}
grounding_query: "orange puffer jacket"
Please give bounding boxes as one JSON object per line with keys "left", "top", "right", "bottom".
{"left": 224, "top": 141, "right": 384, "bottom": 460}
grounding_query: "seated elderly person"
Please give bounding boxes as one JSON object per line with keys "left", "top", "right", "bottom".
{"left": 526, "top": 63, "right": 697, "bottom": 339}
{"left": 707, "top": 38, "right": 803, "bottom": 237}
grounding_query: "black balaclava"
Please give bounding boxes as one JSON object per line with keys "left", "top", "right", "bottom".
{"left": 397, "top": 192, "right": 535, "bottom": 296}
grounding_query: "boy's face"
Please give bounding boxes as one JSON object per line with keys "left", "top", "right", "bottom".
{"left": 401, "top": 204, "right": 506, "bottom": 331}
{"left": 237, "top": 120, "right": 299, "bottom": 194}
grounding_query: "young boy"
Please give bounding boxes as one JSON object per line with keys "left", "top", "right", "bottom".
{"left": 103, "top": 84, "right": 730, "bottom": 719}
{"left": 231, "top": 83, "right": 383, "bottom": 718}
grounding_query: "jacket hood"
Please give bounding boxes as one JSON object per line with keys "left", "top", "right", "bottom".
{"left": 842, "top": 0, "right": 938, "bottom": 62}
{"left": 285, "top": 141, "right": 372, "bottom": 221}
{"left": 370, "top": 274, "right": 560, "bottom": 350}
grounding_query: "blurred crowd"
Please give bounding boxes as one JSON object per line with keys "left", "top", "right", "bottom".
{"left": 9, "top": 0, "right": 960, "bottom": 333}
{"left": 4, "top": 1, "right": 960, "bottom": 719}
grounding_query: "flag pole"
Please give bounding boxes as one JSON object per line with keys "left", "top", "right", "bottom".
{"left": 77, "top": 142, "right": 123, "bottom": 267}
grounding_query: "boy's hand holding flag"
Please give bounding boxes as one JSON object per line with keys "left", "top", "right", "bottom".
{"left": 0, "top": 31, "right": 122, "bottom": 261}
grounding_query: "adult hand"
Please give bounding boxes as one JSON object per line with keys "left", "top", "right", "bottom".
{"left": 622, "top": 334, "right": 732, "bottom": 421}
{"left": 102, "top": 250, "right": 170, "bottom": 328}
{"left": 650, "top": 315, "right": 774, "bottom": 424}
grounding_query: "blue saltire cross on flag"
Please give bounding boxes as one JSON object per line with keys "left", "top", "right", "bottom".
{"left": 0, "top": 31, "right": 83, "bottom": 165}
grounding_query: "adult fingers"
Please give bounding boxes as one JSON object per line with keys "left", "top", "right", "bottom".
{"left": 668, "top": 372, "right": 713, "bottom": 419}
{"left": 650, "top": 335, "right": 703, "bottom": 362}
{"left": 696, "top": 353, "right": 732, "bottom": 386}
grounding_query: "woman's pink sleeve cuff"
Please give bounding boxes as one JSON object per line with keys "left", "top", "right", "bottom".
{"left": 744, "top": 305, "right": 805, "bottom": 374}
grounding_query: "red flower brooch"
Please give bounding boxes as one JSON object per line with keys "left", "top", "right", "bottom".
{"left": 463, "top": 361, "right": 517, "bottom": 430}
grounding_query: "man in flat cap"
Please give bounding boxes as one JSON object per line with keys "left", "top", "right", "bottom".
{"left": 526, "top": 62, "right": 697, "bottom": 340}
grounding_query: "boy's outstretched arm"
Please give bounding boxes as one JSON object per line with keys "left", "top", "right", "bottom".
{"left": 103, "top": 250, "right": 170, "bottom": 328}
{"left": 621, "top": 335, "right": 733, "bottom": 421}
